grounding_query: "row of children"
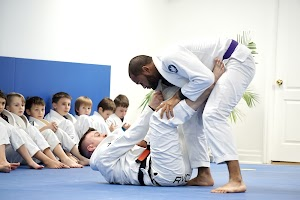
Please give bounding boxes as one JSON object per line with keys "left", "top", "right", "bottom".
{"left": 0, "top": 90, "right": 131, "bottom": 173}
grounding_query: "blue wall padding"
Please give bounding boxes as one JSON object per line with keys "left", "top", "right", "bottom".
{"left": 0, "top": 56, "right": 111, "bottom": 115}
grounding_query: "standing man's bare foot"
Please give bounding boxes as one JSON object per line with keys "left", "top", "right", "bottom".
{"left": 211, "top": 180, "right": 246, "bottom": 193}
{"left": 211, "top": 160, "right": 246, "bottom": 193}
{"left": 187, "top": 167, "right": 214, "bottom": 186}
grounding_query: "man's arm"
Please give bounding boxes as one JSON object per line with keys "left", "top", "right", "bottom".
{"left": 156, "top": 58, "right": 225, "bottom": 119}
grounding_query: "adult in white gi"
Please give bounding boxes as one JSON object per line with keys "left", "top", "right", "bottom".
{"left": 128, "top": 37, "right": 256, "bottom": 193}
{"left": 81, "top": 60, "right": 224, "bottom": 186}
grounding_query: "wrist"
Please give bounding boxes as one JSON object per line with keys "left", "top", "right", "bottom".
{"left": 178, "top": 89, "right": 187, "bottom": 100}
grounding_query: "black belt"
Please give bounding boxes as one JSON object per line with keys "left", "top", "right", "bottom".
{"left": 138, "top": 158, "right": 147, "bottom": 186}
{"left": 136, "top": 145, "right": 150, "bottom": 186}
{"left": 223, "top": 40, "right": 238, "bottom": 60}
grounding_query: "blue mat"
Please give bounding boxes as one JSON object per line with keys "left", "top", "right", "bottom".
{"left": 1, "top": 164, "right": 300, "bottom": 200}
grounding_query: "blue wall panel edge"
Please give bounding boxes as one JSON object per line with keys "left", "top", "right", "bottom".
{"left": 0, "top": 56, "right": 111, "bottom": 115}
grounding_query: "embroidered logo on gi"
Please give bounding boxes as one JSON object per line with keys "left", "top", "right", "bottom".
{"left": 168, "top": 65, "right": 178, "bottom": 73}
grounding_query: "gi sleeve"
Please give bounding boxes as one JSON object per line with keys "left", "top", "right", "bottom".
{"left": 160, "top": 45, "right": 215, "bottom": 101}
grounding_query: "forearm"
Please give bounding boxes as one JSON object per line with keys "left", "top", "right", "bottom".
{"left": 185, "top": 83, "right": 215, "bottom": 111}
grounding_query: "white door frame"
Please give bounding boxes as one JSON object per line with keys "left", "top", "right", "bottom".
{"left": 263, "top": 0, "right": 279, "bottom": 164}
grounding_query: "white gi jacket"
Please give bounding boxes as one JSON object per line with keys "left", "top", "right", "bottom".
{"left": 89, "top": 111, "right": 111, "bottom": 135}
{"left": 91, "top": 102, "right": 196, "bottom": 186}
{"left": 153, "top": 37, "right": 250, "bottom": 101}
{"left": 45, "top": 109, "right": 79, "bottom": 144}
{"left": 106, "top": 114, "right": 128, "bottom": 131}
{"left": 90, "top": 106, "right": 153, "bottom": 185}
{"left": 74, "top": 115, "right": 94, "bottom": 140}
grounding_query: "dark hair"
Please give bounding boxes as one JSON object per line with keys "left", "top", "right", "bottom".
{"left": 114, "top": 94, "right": 129, "bottom": 108}
{"left": 25, "top": 96, "right": 45, "bottom": 110}
{"left": 78, "top": 127, "right": 97, "bottom": 159}
{"left": 52, "top": 92, "right": 72, "bottom": 103}
{"left": 0, "top": 90, "right": 7, "bottom": 101}
{"left": 97, "top": 97, "right": 116, "bottom": 112}
{"left": 128, "top": 55, "right": 153, "bottom": 76}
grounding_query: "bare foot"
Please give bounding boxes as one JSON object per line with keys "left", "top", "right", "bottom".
{"left": 68, "top": 154, "right": 79, "bottom": 163}
{"left": 61, "top": 157, "right": 83, "bottom": 168}
{"left": 187, "top": 167, "right": 214, "bottom": 186}
{"left": 10, "top": 162, "right": 20, "bottom": 170}
{"left": 78, "top": 158, "right": 90, "bottom": 166}
{"left": 27, "top": 160, "right": 44, "bottom": 170}
{"left": 44, "top": 159, "right": 69, "bottom": 169}
{"left": 211, "top": 180, "right": 246, "bottom": 193}
{"left": 211, "top": 160, "right": 246, "bottom": 193}
{"left": 0, "top": 162, "right": 12, "bottom": 173}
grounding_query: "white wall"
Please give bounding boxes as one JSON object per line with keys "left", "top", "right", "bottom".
{"left": 0, "top": 0, "right": 279, "bottom": 164}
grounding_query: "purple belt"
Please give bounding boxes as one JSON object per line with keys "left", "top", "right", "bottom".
{"left": 223, "top": 40, "right": 238, "bottom": 60}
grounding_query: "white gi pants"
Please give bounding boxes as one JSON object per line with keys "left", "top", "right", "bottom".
{"left": 25, "top": 125, "right": 51, "bottom": 152}
{"left": 182, "top": 55, "right": 256, "bottom": 165}
{"left": 55, "top": 128, "right": 76, "bottom": 152}
{"left": 3, "top": 126, "right": 40, "bottom": 164}
{"left": 40, "top": 129, "right": 61, "bottom": 151}
{"left": 149, "top": 100, "right": 195, "bottom": 186}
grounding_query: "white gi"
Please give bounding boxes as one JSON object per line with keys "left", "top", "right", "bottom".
{"left": 152, "top": 37, "right": 256, "bottom": 165}
{"left": 106, "top": 114, "right": 128, "bottom": 131}
{"left": 45, "top": 109, "right": 79, "bottom": 144}
{"left": 89, "top": 111, "right": 111, "bottom": 134}
{"left": 90, "top": 100, "right": 196, "bottom": 186}
{"left": 74, "top": 112, "right": 112, "bottom": 140}
{"left": 5, "top": 111, "right": 61, "bottom": 152}
{"left": 28, "top": 116, "right": 77, "bottom": 152}
{"left": 0, "top": 114, "right": 40, "bottom": 163}
{"left": 0, "top": 122, "right": 24, "bottom": 160}
{"left": 74, "top": 115, "right": 94, "bottom": 140}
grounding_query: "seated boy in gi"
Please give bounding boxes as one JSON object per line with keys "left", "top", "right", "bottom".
{"left": 106, "top": 94, "right": 131, "bottom": 132}
{"left": 25, "top": 96, "right": 90, "bottom": 167}
{"left": 45, "top": 92, "right": 79, "bottom": 144}
{"left": 75, "top": 97, "right": 115, "bottom": 139}
{"left": 73, "top": 96, "right": 93, "bottom": 140}
{"left": 78, "top": 59, "right": 224, "bottom": 186}
{"left": 0, "top": 91, "right": 60, "bottom": 169}
{"left": 74, "top": 96, "right": 93, "bottom": 118}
